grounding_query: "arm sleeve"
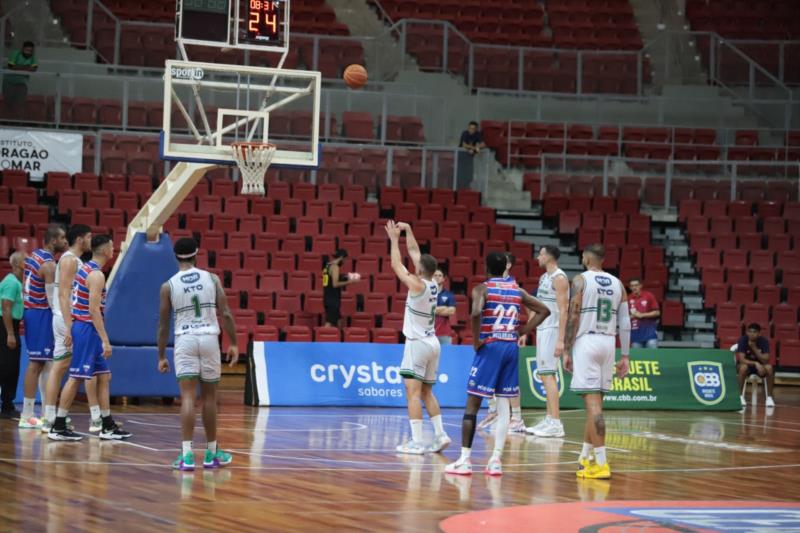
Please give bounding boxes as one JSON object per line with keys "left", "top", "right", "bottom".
{"left": 618, "top": 301, "right": 631, "bottom": 355}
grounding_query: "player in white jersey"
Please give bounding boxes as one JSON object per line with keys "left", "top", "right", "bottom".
{"left": 528, "top": 245, "right": 569, "bottom": 438}
{"left": 157, "top": 237, "right": 239, "bottom": 471}
{"left": 385, "top": 221, "right": 450, "bottom": 455}
{"left": 41, "top": 224, "right": 104, "bottom": 433}
{"left": 564, "top": 244, "right": 631, "bottom": 480}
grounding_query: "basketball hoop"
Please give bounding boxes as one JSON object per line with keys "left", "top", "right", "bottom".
{"left": 231, "top": 142, "right": 276, "bottom": 195}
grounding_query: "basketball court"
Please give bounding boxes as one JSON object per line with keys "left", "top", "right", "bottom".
{"left": 2, "top": 392, "right": 800, "bottom": 531}
{"left": 2, "top": 0, "right": 800, "bottom": 531}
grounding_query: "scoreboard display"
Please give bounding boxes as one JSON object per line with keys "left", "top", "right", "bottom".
{"left": 241, "top": 0, "right": 285, "bottom": 46}
{"left": 176, "top": 0, "right": 289, "bottom": 52}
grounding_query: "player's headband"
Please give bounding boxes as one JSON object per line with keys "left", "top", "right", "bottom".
{"left": 176, "top": 250, "right": 198, "bottom": 259}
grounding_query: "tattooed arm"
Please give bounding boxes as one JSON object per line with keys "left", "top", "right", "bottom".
{"left": 562, "top": 274, "right": 584, "bottom": 372}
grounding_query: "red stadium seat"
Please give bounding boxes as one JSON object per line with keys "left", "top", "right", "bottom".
{"left": 314, "top": 327, "right": 341, "bottom": 342}
{"left": 372, "top": 328, "right": 398, "bottom": 344}
{"left": 344, "top": 327, "right": 371, "bottom": 343}
{"left": 284, "top": 325, "right": 312, "bottom": 342}
{"left": 661, "top": 300, "right": 684, "bottom": 327}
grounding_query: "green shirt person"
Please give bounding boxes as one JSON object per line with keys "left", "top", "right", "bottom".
{"left": 3, "top": 41, "right": 37, "bottom": 118}
{"left": 1, "top": 252, "right": 25, "bottom": 416}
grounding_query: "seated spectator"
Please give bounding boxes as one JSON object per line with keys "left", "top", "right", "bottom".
{"left": 735, "top": 323, "right": 775, "bottom": 407}
{"left": 459, "top": 121, "right": 485, "bottom": 155}
{"left": 432, "top": 269, "right": 455, "bottom": 345}
{"left": 628, "top": 278, "right": 660, "bottom": 348}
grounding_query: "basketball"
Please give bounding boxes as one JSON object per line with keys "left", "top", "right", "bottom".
{"left": 343, "top": 64, "right": 368, "bottom": 89}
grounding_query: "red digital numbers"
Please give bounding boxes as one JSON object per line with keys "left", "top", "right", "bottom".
{"left": 248, "top": 1, "right": 278, "bottom": 38}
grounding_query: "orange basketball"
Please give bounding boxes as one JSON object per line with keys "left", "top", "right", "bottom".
{"left": 343, "top": 64, "right": 368, "bottom": 89}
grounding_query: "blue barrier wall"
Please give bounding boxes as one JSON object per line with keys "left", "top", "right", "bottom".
{"left": 105, "top": 232, "right": 178, "bottom": 346}
{"left": 251, "top": 341, "right": 475, "bottom": 407}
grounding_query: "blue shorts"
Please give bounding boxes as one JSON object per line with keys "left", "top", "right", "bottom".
{"left": 69, "top": 321, "right": 110, "bottom": 380}
{"left": 23, "top": 308, "right": 54, "bottom": 361}
{"left": 467, "top": 341, "right": 519, "bottom": 398}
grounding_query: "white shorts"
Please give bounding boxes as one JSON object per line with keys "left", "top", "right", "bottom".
{"left": 400, "top": 336, "right": 441, "bottom": 385}
{"left": 52, "top": 314, "right": 71, "bottom": 361}
{"left": 536, "top": 327, "right": 559, "bottom": 375}
{"left": 174, "top": 334, "right": 221, "bottom": 383}
{"left": 570, "top": 334, "right": 616, "bottom": 394}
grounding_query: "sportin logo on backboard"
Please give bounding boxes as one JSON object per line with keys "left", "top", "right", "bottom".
{"left": 688, "top": 361, "right": 726, "bottom": 406}
{"left": 525, "top": 356, "right": 564, "bottom": 402}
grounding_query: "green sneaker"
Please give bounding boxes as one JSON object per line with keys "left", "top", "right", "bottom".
{"left": 203, "top": 448, "right": 232, "bottom": 468}
{"left": 173, "top": 451, "right": 196, "bottom": 471}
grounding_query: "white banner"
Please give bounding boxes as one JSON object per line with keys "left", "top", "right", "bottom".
{"left": 0, "top": 129, "right": 82, "bottom": 179}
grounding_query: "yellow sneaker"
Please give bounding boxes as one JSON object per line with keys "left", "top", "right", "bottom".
{"left": 576, "top": 457, "right": 593, "bottom": 478}
{"left": 582, "top": 462, "right": 611, "bottom": 480}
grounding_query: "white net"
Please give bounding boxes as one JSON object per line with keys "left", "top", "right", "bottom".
{"left": 232, "top": 143, "right": 276, "bottom": 195}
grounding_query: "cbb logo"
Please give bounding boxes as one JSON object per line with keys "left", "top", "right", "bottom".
{"left": 694, "top": 372, "right": 721, "bottom": 387}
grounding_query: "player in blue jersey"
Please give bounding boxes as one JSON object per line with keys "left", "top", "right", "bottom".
{"left": 49, "top": 235, "right": 131, "bottom": 441}
{"left": 445, "top": 251, "right": 550, "bottom": 476}
{"left": 19, "top": 225, "right": 67, "bottom": 428}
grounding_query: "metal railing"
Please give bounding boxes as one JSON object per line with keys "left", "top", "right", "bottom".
{"left": 491, "top": 119, "right": 799, "bottom": 170}
{"left": 530, "top": 154, "right": 800, "bottom": 208}
{"left": 643, "top": 31, "right": 795, "bottom": 129}
{"left": 4, "top": 124, "right": 474, "bottom": 192}
{"left": 475, "top": 88, "right": 800, "bottom": 131}
{"left": 724, "top": 40, "right": 800, "bottom": 88}
{"left": 0, "top": 67, "right": 451, "bottom": 145}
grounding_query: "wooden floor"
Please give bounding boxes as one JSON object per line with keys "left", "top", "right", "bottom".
{"left": 2, "top": 388, "right": 800, "bottom": 532}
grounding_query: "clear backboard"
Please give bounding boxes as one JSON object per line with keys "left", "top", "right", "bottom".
{"left": 176, "top": 0, "right": 290, "bottom": 54}
{"left": 161, "top": 59, "right": 321, "bottom": 167}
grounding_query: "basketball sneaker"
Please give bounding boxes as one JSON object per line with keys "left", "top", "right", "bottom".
{"left": 428, "top": 433, "right": 451, "bottom": 453}
{"left": 173, "top": 452, "right": 196, "bottom": 471}
{"left": 41, "top": 417, "right": 73, "bottom": 434}
{"left": 766, "top": 396, "right": 775, "bottom": 407}
{"left": 444, "top": 457, "right": 473, "bottom": 476}
{"left": 484, "top": 458, "right": 503, "bottom": 477}
{"left": 525, "top": 415, "right": 551, "bottom": 435}
{"left": 18, "top": 416, "right": 41, "bottom": 429}
{"left": 203, "top": 448, "right": 233, "bottom": 468}
{"left": 477, "top": 409, "right": 498, "bottom": 430}
{"left": 47, "top": 427, "right": 83, "bottom": 441}
{"left": 99, "top": 423, "right": 132, "bottom": 440}
{"left": 396, "top": 440, "right": 426, "bottom": 455}
{"left": 508, "top": 417, "right": 526, "bottom": 433}
{"left": 532, "top": 418, "right": 565, "bottom": 438}
{"left": 581, "top": 462, "right": 611, "bottom": 480}
{"left": 89, "top": 418, "right": 103, "bottom": 432}
{"left": 576, "top": 457, "right": 593, "bottom": 478}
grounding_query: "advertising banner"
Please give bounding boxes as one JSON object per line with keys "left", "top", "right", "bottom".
{"left": 0, "top": 128, "right": 82, "bottom": 178}
{"left": 248, "top": 342, "right": 475, "bottom": 407}
{"left": 519, "top": 347, "right": 741, "bottom": 410}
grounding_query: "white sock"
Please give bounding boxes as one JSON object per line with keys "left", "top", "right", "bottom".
{"left": 580, "top": 442, "right": 594, "bottom": 460}
{"left": 89, "top": 405, "right": 101, "bottom": 420}
{"left": 208, "top": 440, "right": 217, "bottom": 453}
{"left": 511, "top": 406, "right": 522, "bottom": 420}
{"left": 22, "top": 398, "right": 35, "bottom": 418}
{"left": 459, "top": 447, "right": 471, "bottom": 461}
{"left": 493, "top": 397, "right": 511, "bottom": 458}
{"left": 409, "top": 419, "right": 423, "bottom": 443}
{"left": 182, "top": 441, "right": 192, "bottom": 455}
{"left": 101, "top": 409, "right": 110, "bottom": 417}
{"left": 488, "top": 396, "right": 497, "bottom": 411}
{"left": 430, "top": 415, "right": 444, "bottom": 436}
{"left": 44, "top": 405, "right": 56, "bottom": 423}
{"left": 595, "top": 446, "right": 607, "bottom": 466}
{"left": 57, "top": 407, "right": 69, "bottom": 418}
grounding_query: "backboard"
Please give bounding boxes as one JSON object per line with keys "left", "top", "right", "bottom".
{"left": 176, "top": 0, "right": 290, "bottom": 54}
{"left": 161, "top": 59, "right": 321, "bottom": 168}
